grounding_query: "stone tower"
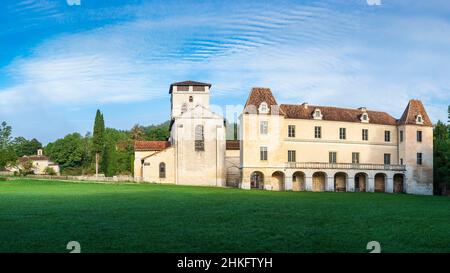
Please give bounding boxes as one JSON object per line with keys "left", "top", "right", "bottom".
{"left": 169, "top": 81, "right": 211, "bottom": 119}
{"left": 398, "top": 99, "right": 434, "bottom": 194}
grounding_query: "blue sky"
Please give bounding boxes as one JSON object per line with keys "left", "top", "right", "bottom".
{"left": 0, "top": 0, "right": 449, "bottom": 144}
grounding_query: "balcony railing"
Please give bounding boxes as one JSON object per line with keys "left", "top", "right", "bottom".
{"left": 285, "top": 162, "right": 406, "bottom": 171}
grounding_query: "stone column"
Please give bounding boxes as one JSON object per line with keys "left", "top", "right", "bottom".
{"left": 367, "top": 176, "right": 375, "bottom": 192}
{"left": 386, "top": 176, "right": 394, "bottom": 193}
{"left": 305, "top": 176, "right": 313, "bottom": 191}
{"left": 326, "top": 176, "right": 335, "bottom": 192}
{"left": 284, "top": 175, "right": 293, "bottom": 191}
{"left": 346, "top": 177, "right": 355, "bottom": 192}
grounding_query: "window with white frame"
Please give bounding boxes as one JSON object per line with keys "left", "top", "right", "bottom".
{"left": 362, "top": 129, "right": 369, "bottom": 141}
{"left": 384, "top": 153, "right": 391, "bottom": 165}
{"left": 339, "top": 128, "right": 346, "bottom": 140}
{"left": 360, "top": 113, "right": 369, "bottom": 123}
{"left": 260, "top": 121, "right": 268, "bottom": 135}
{"left": 259, "top": 102, "right": 269, "bottom": 114}
{"left": 352, "top": 152, "right": 360, "bottom": 164}
{"left": 385, "top": 130, "right": 391, "bottom": 142}
{"left": 260, "top": 146, "right": 268, "bottom": 161}
{"left": 288, "top": 150, "right": 296, "bottom": 162}
{"left": 314, "top": 126, "right": 321, "bottom": 139}
{"left": 329, "top": 152, "right": 337, "bottom": 163}
{"left": 416, "top": 115, "right": 424, "bottom": 124}
{"left": 313, "top": 108, "right": 323, "bottom": 120}
{"left": 288, "top": 125, "right": 296, "bottom": 138}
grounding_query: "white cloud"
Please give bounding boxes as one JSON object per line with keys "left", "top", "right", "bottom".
{"left": 1, "top": 0, "right": 449, "bottom": 131}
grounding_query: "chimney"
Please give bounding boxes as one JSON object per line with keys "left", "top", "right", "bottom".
{"left": 358, "top": 107, "right": 367, "bottom": 111}
{"left": 302, "top": 102, "right": 309, "bottom": 109}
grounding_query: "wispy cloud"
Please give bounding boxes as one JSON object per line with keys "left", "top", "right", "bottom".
{"left": 0, "top": 0, "right": 449, "bottom": 142}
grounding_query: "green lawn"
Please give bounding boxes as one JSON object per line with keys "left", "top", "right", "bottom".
{"left": 0, "top": 179, "right": 449, "bottom": 253}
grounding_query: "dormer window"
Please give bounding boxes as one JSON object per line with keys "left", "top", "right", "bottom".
{"left": 259, "top": 102, "right": 269, "bottom": 114}
{"left": 313, "top": 108, "right": 322, "bottom": 120}
{"left": 360, "top": 113, "right": 369, "bottom": 123}
{"left": 416, "top": 114, "right": 424, "bottom": 124}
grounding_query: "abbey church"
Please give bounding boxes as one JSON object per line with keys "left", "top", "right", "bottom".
{"left": 134, "top": 81, "right": 433, "bottom": 195}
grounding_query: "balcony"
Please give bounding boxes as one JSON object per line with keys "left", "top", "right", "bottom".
{"left": 285, "top": 162, "right": 406, "bottom": 171}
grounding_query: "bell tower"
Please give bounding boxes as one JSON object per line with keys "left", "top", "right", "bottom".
{"left": 169, "top": 81, "right": 211, "bottom": 119}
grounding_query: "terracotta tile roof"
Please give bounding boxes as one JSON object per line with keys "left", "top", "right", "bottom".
{"left": 398, "top": 99, "right": 433, "bottom": 126}
{"left": 243, "top": 87, "right": 285, "bottom": 115}
{"left": 279, "top": 104, "right": 398, "bottom": 126}
{"left": 226, "top": 140, "right": 240, "bottom": 150}
{"left": 169, "top": 80, "right": 211, "bottom": 93}
{"left": 134, "top": 141, "right": 171, "bottom": 151}
{"left": 19, "top": 156, "right": 49, "bottom": 162}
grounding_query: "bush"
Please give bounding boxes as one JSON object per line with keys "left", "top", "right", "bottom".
{"left": 0, "top": 177, "right": 7, "bottom": 181}
{"left": 44, "top": 167, "right": 57, "bottom": 176}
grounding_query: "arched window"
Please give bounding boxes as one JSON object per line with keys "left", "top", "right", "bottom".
{"left": 313, "top": 108, "right": 322, "bottom": 120}
{"left": 195, "top": 125, "right": 205, "bottom": 151}
{"left": 189, "top": 96, "right": 193, "bottom": 103}
{"left": 416, "top": 114, "right": 423, "bottom": 124}
{"left": 159, "top": 162, "right": 166, "bottom": 178}
{"left": 259, "top": 102, "right": 269, "bottom": 114}
{"left": 181, "top": 103, "right": 187, "bottom": 114}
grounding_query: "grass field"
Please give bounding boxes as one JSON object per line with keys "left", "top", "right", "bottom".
{"left": 0, "top": 179, "right": 450, "bottom": 253}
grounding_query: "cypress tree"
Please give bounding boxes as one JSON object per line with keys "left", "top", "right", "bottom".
{"left": 92, "top": 110, "right": 105, "bottom": 176}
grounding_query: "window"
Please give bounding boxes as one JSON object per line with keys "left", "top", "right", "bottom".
{"left": 193, "top": 85, "right": 205, "bottom": 92}
{"left": 384, "top": 154, "right": 391, "bottom": 165}
{"left": 189, "top": 96, "right": 193, "bottom": 103}
{"left": 195, "top": 125, "right": 204, "bottom": 151}
{"left": 400, "top": 130, "right": 404, "bottom": 142}
{"left": 400, "top": 158, "right": 404, "bottom": 165}
{"left": 352, "top": 152, "right": 360, "bottom": 164}
{"left": 416, "top": 114, "right": 424, "bottom": 124}
{"left": 260, "top": 147, "right": 268, "bottom": 161}
{"left": 417, "top": 130, "right": 422, "bottom": 142}
{"left": 360, "top": 113, "right": 369, "bottom": 123}
{"left": 260, "top": 121, "right": 268, "bottom": 135}
{"left": 314, "top": 126, "right": 322, "bottom": 139}
{"left": 288, "top": 125, "right": 296, "bottom": 138}
{"left": 181, "top": 103, "right": 187, "bottom": 114}
{"left": 177, "top": 85, "right": 189, "bottom": 91}
{"left": 313, "top": 108, "right": 322, "bottom": 119}
{"left": 339, "top": 128, "right": 346, "bottom": 140}
{"left": 362, "top": 129, "right": 369, "bottom": 141}
{"left": 259, "top": 102, "right": 269, "bottom": 114}
{"left": 329, "top": 152, "right": 337, "bottom": 163}
{"left": 159, "top": 162, "right": 166, "bottom": 178}
{"left": 417, "top": 153, "right": 423, "bottom": 165}
{"left": 384, "top": 130, "right": 391, "bottom": 142}
{"left": 288, "top": 150, "right": 296, "bottom": 162}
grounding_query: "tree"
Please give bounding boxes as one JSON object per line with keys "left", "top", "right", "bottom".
{"left": 142, "top": 121, "right": 170, "bottom": 141}
{"left": 130, "top": 124, "right": 144, "bottom": 140}
{"left": 12, "top": 137, "right": 42, "bottom": 157}
{"left": 45, "top": 133, "right": 86, "bottom": 170}
{"left": 433, "top": 120, "right": 450, "bottom": 194}
{"left": 0, "top": 121, "right": 17, "bottom": 170}
{"left": 92, "top": 110, "right": 105, "bottom": 176}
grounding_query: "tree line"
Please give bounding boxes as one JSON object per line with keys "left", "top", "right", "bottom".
{"left": 0, "top": 110, "right": 170, "bottom": 176}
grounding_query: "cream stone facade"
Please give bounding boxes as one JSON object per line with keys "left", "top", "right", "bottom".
{"left": 134, "top": 82, "right": 433, "bottom": 195}
{"left": 134, "top": 81, "right": 226, "bottom": 187}
{"left": 9, "top": 149, "right": 60, "bottom": 175}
